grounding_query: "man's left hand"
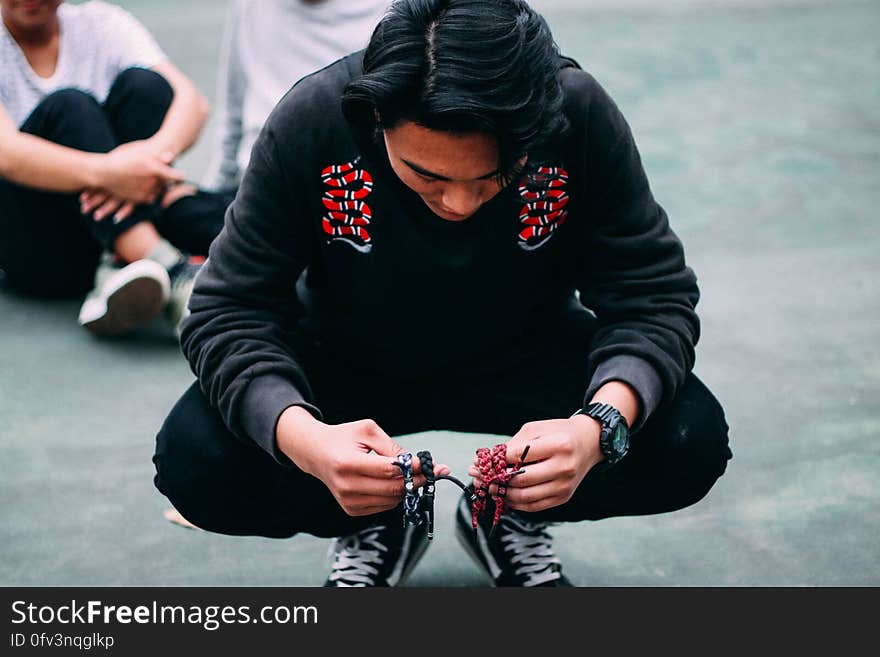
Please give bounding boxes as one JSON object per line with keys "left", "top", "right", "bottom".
{"left": 468, "top": 415, "right": 604, "bottom": 513}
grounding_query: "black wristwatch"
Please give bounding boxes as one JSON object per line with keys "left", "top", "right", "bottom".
{"left": 572, "top": 402, "right": 631, "bottom": 468}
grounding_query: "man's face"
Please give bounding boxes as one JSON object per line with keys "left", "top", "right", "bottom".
{"left": 1, "top": 0, "right": 62, "bottom": 33}
{"left": 383, "top": 121, "right": 514, "bottom": 222}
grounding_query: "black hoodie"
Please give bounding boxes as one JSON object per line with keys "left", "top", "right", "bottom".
{"left": 180, "top": 52, "right": 700, "bottom": 465}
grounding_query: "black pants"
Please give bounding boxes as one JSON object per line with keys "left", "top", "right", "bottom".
{"left": 154, "top": 311, "right": 732, "bottom": 539}
{"left": 0, "top": 68, "right": 229, "bottom": 297}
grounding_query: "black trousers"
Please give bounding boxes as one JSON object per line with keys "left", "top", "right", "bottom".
{"left": 154, "top": 311, "right": 732, "bottom": 539}
{"left": 0, "top": 68, "right": 229, "bottom": 297}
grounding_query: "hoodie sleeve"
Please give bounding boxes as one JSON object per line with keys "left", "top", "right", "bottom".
{"left": 574, "top": 75, "right": 700, "bottom": 431}
{"left": 180, "top": 114, "right": 320, "bottom": 466}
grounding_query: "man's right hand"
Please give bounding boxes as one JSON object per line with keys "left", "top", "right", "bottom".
{"left": 276, "top": 406, "right": 449, "bottom": 517}
{"left": 96, "top": 140, "right": 185, "bottom": 204}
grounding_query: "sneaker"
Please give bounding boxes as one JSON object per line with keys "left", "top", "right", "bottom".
{"left": 165, "top": 258, "right": 201, "bottom": 334}
{"left": 324, "top": 519, "right": 430, "bottom": 587}
{"left": 455, "top": 492, "right": 572, "bottom": 587}
{"left": 78, "top": 254, "right": 170, "bottom": 335}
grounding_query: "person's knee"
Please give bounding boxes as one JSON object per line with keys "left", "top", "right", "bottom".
{"left": 112, "top": 67, "right": 174, "bottom": 115}
{"left": 153, "top": 383, "right": 226, "bottom": 529}
{"left": 667, "top": 376, "right": 733, "bottom": 486}
{"left": 38, "top": 88, "right": 103, "bottom": 123}
{"left": 153, "top": 382, "right": 304, "bottom": 538}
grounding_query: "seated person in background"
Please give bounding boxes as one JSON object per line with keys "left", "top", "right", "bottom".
{"left": 202, "top": 0, "right": 389, "bottom": 194}
{"left": 0, "top": 0, "right": 230, "bottom": 335}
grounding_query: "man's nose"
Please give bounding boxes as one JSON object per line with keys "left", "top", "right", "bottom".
{"left": 441, "top": 184, "right": 483, "bottom": 216}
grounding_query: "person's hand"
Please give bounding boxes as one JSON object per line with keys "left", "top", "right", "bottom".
{"left": 79, "top": 188, "right": 137, "bottom": 223}
{"left": 80, "top": 181, "right": 197, "bottom": 222}
{"left": 276, "top": 406, "right": 450, "bottom": 517}
{"left": 93, "top": 140, "right": 185, "bottom": 206}
{"left": 468, "top": 416, "right": 604, "bottom": 513}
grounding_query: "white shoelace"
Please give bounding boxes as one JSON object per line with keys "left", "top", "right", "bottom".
{"left": 327, "top": 525, "right": 389, "bottom": 587}
{"left": 499, "top": 515, "right": 562, "bottom": 587}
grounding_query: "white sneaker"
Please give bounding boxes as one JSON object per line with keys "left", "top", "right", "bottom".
{"left": 78, "top": 254, "right": 170, "bottom": 335}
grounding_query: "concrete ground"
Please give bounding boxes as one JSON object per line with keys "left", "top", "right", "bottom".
{"left": 1, "top": 0, "right": 878, "bottom": 586}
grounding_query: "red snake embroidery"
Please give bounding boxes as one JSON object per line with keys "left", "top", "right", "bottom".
{"left": 517, "top": 166, "right": 569, "bottom": 251}
{"left": 321, "top": 160, "right": 374, "bottom": 252}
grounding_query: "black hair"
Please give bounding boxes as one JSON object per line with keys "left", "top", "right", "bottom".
{"left": 342, "top": 0, "right": 569, "bottom": 184}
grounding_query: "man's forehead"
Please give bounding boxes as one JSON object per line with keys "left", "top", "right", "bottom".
{"left": 384, "top": 122, "right": 499, "bottom": 181}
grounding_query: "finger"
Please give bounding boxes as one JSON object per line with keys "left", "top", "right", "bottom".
{"left": 144, "top": 184, "right": 164, "bottom": 205}
{"left": 504, "top": 462, "right": 556, "bottom": 489}
{"left": 409, "top": 455, "right": 451, "bottom": 479}
{"left": 79, "top": 189, "right": 100, "bottom": 204}
{"left": 343, "top": 474, "right": 428, "bottom": 499}
{"left": 468, "top": 478, "right": 499, "bottom": 497}
{"left": 503, "top": 480, "right": 565, "bottom": 508}
{"left": 113, "top": 201, "right": 136, "bottom": 222}
{"left": 93, "top": 197, "right": 125, "bottom": 222}
{"left": 505, "top": 431, "right": 570, "bottom": 465}
{"left": 355, "top": 454, "right": 408, "bottom": 481}
{"left": 506, "top": 496, "right": 567, "bottom": 514}
{"left": 81, "top": 191, "right": 109, "bottom": 215}
{"left": 468, "top": 461, "right": 536, "bottom": 487}
{"left": 154, "top": 162, "right": 186, "bottom": 183}
{"left": 351, "top": 419, "right": 403, "bottom": 459}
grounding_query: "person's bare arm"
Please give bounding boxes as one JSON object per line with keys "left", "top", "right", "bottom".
{"left": 0, "top": 101, "right": 182, "bottom": 202}
{"left": 0, "top": 101, "right": 103, "bottom": 191}
{"left": 147, "top": 59, "right": 210, "bottom": 160}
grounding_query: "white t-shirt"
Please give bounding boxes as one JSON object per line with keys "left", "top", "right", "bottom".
{"left": 201, "top": 0, "right": 389, "bottom": 191}
{"left": 0, "top": 1, "right": 166, "bottom": 127}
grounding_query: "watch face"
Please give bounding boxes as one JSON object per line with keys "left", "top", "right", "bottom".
{"left": 611, "top": 424, "right": 629, "bottom": 455}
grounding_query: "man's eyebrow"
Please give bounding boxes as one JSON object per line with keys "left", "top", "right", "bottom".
{"left": 402, "top": 158, "right": 498, "bottom": 181}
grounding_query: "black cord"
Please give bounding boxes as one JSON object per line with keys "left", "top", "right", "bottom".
{"left": 394, "top": 453, "right": 421, "bottom": 528}
{"left": 436, "top": 474, "right": 477, "bottom": 502}
{"left": 416, "top": 451, "right": 436, "bottom": 540}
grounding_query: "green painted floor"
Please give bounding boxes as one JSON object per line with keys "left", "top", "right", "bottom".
{"left": 1, "top": 0, "right": 878, "bottom": 586}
